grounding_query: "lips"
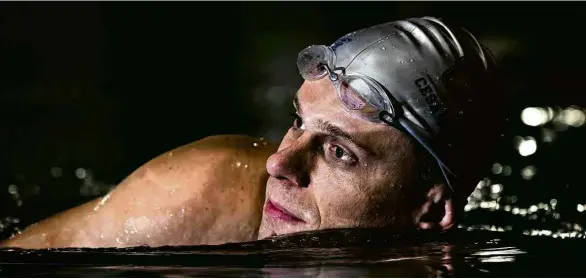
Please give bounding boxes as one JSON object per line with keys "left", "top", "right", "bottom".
{"left": 265, "top": 199, "right": 304, "bottom": 223}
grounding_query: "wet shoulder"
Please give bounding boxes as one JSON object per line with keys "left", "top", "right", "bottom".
{"left": 119, "top": 134, "right": 278, "bottom": 204}
{"left": 121, "top": 134, "right": 278, "bottom": 244}
{"left": 112, "top": 134, "right": 278, "bottom": 245}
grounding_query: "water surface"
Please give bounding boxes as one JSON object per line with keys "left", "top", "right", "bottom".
{"left": 1, "top": 228, "right": 583, "bottom": 277}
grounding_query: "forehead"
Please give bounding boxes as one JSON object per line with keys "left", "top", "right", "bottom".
{"left": 295, "top": 79, "right": 409, "bottom": 156}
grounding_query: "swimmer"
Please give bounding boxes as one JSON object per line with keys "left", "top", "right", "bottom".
{"left": 1, "top": 17, "right": 507, "bottom": 248}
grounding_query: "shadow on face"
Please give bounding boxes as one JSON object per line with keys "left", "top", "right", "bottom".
{"left": 257, "top": 79, "right": 432, "bottom": 238}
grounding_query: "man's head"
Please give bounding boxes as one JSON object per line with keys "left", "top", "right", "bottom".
{"left": 258, "top": 17, "right": 507, "bottom": 238}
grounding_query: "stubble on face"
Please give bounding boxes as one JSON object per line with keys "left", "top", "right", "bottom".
{"left": 258, "top": 79, "right": 424, "bottom": 239}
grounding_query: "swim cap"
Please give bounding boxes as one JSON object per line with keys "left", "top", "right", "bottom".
{"left": 324, "top": 17, "right": 503, "bottom": 185}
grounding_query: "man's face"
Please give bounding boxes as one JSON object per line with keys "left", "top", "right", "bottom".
{"left": 257, "top": 78, "right": 427, "bottom": 238}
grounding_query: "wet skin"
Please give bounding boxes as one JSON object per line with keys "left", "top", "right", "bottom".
{"left": 258, "top": 78, "right": 437, "bottom": 238}
{"left": 0, "top": 135, "right": 276, "bottom": 248}
{"left": 0, "top": 79, "right": 453, "bottom": 249}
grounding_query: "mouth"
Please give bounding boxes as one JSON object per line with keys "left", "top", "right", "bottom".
{"left": 265, "top": 199, "right": 305, "bottom": 223}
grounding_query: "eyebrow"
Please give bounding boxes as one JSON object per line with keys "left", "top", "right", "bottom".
{"left": 317, "top": 119, "right": 376, "bottom": 156}
{"left": 316, "top": 119, "right": 354, "bottom": 144}
{"left": 293, "top": 93, "right": 376, "bottom": 156}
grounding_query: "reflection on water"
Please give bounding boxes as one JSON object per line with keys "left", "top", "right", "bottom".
{"left": 1, "top": 228, "right": 585, "bottom": 277}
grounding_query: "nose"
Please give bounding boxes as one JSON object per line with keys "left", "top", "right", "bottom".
{"left": 266, "top": 138, "right": 311, "bottom": 188}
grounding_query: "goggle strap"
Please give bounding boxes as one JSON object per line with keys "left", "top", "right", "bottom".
{"left": 438, "top": 162, "right": 455, "bottom": 194}
{"left": 397, "top": 118, "right": 453, "bottom": 173}
{"left": 396, "top": 118, "right": 455, "bottom": 192}
{"left": 401, "top": 103, "right": 436, "bottom": 135}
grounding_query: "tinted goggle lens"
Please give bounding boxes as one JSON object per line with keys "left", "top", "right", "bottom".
{"left": 336, "top": 75, "right": 390, "bottom": 123}
{"left": 296, "top": 45, "right": 335, "bottom": 81}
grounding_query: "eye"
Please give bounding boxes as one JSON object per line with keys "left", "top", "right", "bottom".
{"left": 290, "top": 112, "right": 305, "bottom": 130}
{"left": 328, "top": 144, "right": 356, "bottom": 165}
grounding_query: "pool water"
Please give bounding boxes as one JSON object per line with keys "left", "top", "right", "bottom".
{"left": 1, "top": 228, "right": 584, "bottom": 277}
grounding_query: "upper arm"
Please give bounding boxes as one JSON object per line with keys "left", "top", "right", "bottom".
{"left": 1, "top": 135, "right": 277, "bottom": 248}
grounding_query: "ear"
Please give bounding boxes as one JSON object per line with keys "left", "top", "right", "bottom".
{"left": 413, "top": 183, "right": 456, "bottom": 231}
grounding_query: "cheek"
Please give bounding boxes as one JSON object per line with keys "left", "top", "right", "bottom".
{"left": 311, "top": 169, "right": 382, "bottom": 226}
{"left": 312, "top": 166, "right": 411, "bottom": 228}
{"left": 318, "top": 190, "right": 370, "bottom": 227}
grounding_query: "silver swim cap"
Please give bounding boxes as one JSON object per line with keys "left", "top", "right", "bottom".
{"left": 297, "top": 17, "right": 501, "bottom": 190}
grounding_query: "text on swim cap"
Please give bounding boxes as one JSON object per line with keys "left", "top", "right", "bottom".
{"left": 414, "top": 76, "right": 444, "bottom": 116}
{"left": 331, "top": 38, "right": 352, "bottom": 51}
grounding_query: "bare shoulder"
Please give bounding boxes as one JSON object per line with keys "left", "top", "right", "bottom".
{"left": 1, "top": 135, "right": 278, "bottom": 248}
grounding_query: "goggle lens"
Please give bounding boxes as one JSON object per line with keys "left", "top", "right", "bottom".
{"left": 296, "top": 45, "right": 335, "bottom": 81}
{"left": 336, "top": 75, "right": 387, "bottom": 123}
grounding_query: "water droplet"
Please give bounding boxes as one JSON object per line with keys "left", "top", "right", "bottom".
{"left": 409, "top": 59, "right": 414, "bottom": 63}
{"left": 147, "top": 234, "right": 151, "bottom": 238}
{"left": 244, "top": 164, "right": 248, "bottom": 168}
{"left": 100, "top": 234, "right": 104, "bottom": 239}
{"left": 236, "top": 161, "right": 242, "bottom": 167}
{"left": 381, "top": 47, "right": 386, "bottom": 50}
{"left": 115, "top": 237, "right": 121, "bottom": 244}
{"left": 253, "top": 142, "right": 259, "bottom": 147}
{"left": 262, "top": 141, "right": 267, "bottom": 146}
{"left": 94, "top": 192, "right": 112, "bottom": 211}
{"left": 458, "top": 111, "right": 464, "bottom": 115}
{"left": 399, "top": 60, "right": 404, "bottom": 64}
{"left": 259, "top": 137, "right": 264, "bottom": 141}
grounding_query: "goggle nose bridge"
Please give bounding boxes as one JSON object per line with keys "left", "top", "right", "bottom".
{"left": 319, "top": 62, "right": 346, "bottom": 82}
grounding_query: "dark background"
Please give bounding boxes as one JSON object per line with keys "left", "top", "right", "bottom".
{"left": 1, "top": 2, "right": 585, "bottom": 240}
